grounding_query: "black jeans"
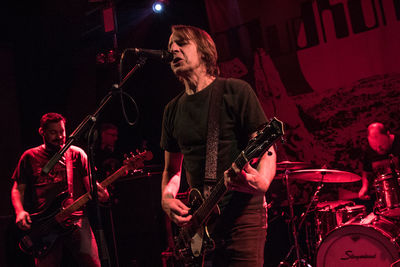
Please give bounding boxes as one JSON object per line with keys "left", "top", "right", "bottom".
{"left": 35, "top": 217, "right": 100, "bottom": 267}
{"left": 207, "top": 204, "right": 268, "bottom": 267}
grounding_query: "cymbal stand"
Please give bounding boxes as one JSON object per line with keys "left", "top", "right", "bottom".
{"left": 285, "top": 172, "right": 326, "bottom": 267}
{"left": 277, "top": 169, "right": 310, "bottom": 267}
{"left": 296, "top": 180, "right": 324, "bottom": 261}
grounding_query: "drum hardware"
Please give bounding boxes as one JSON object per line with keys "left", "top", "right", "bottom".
{"left": 274, "top": 168, "right": 366, "bottom": 266}
{"left": 314, "top": 200, "right": 353, "bottom": 244}
{"left": 314, "top": 201, "right": 367, "bottom": 244}
{"left": 295, "top": 182, "right": 324, "bottom": 265}
{"left": 389, "top": 154, "right": 400, "bottom": 187}
{"left": 278, "top": 168, "right": 326, "bottom": 267}
{"left": 374, "top": 172, "right": 400, "bottom": 218}
{"left": 288, "top": 169, "right": 361, "bottom": 183}
{"left": 339, "top": 205, "right": 367, "bottom": 224}
{"left": 272, "top": 162, "right": 316, "bottom": 208}
{"left": 276, "top": 161, "right": 314, "bottom": 171}
{"left": 392, "top": 259, "right": 400, "bottom": 267}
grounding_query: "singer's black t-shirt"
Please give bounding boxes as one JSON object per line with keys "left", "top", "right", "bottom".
{"left": 160, "top": 77, "right": 268, "bottom": 210}
{"left": 362, "top": 134, "right": 400, "bottom": 176}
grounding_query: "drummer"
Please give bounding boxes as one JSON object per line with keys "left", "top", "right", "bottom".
{"left": 359, "top": 122, "right": 400, "bottom": 201}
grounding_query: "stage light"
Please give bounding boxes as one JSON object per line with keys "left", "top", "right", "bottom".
{"left": 152, "top": 0, "right": 168, "bottom": 13}
{"left": 153, "top": 3, "right": 163, "bottom": 13}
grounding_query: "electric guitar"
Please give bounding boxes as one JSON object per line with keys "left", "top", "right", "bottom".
{"left": 173, "top": 118, "right": 284, "bottom": 266}
{"left": 18, "top": 150, "right": 153, "bottom": 258}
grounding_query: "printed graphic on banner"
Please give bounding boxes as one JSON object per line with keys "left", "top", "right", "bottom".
{"left": 205, "top": 0, "right": 400, "bottom": 172}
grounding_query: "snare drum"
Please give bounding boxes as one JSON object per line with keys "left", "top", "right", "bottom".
{"left": 336, "top": 204, "right": 366, "bottom": 225}
{"left": 316, "top": 213, "right": 400, "bottom": 267}
{"left": 315, "top": 201, "right": 360, "bottom": 243}
{"left": 374, "top": 173, "right": 400, "bottom": 217}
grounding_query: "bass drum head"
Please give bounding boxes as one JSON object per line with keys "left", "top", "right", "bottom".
{"left": 316, "top": 224, "right": 400, "bottom": 267}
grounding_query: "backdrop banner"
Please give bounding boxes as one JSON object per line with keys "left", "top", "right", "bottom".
{"left": 205, "top": 0, "right": 400, "bottom": 173}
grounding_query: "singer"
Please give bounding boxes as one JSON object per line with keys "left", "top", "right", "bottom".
{"left": 160, "top": 25, "right": 276, "bottom": 266}
{"left": 10, "top": 112, "right": 109, "bottom": 267}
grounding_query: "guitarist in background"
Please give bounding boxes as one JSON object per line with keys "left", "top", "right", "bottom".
{"left": 160, "top": 25, "right": 276, "bottom": 266}
{"left": 10, "top": 112, "right": 109, "bottom": 267}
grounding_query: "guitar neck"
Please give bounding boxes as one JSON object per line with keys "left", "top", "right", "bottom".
{"left": 100, "top": 165, "right": 128, "bottom": 188}
{"left": 55, "top": 165, "right": 128, "bottom": 222}
{"left": 55, "top": 192, "right": 90, "bottom": 222}
{"left": 195, "top": 178, "right": 227, "bottom": 223}
{"left": 193, "top": 147, "right": 257, "bottom": 225}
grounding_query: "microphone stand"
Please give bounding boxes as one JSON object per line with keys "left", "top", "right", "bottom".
{"left": 88, "top": 127, "right": 112, "bottom": 267}
{"left": 40, "top": 56, "right": 147, "bottom": 267}
{"left": 41, "top": 56, "right": 146, "bottom": 176}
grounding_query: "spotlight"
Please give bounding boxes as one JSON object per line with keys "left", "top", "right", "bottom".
{"left": 152, "top": 0, "right": 168, "bottom": 13}
{"left": 153, "top": 3, "right": 163, "bottom": 13}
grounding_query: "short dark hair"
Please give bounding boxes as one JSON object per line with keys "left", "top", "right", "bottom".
{"left": 170, "top": 25, "right": 219, "bottom": 77}
{"left": 40, "top": 113, "right": 66, "bottom": 130}
{"left": 100, "top": 123, "right": 118, "bottom": 133}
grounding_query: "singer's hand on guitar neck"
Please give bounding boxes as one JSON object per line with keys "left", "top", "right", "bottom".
{"left": 224, "top": 147, "right": 276, "bottom": 194}
{"left": 224, "top": 162, "right": 265, "bottom": 194}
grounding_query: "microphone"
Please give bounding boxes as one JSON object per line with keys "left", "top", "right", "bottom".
{"left": 130, "top": 48, "right": 173, "bottom": 62}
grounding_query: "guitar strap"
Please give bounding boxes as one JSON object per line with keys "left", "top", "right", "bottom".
{"left": 203, "top": 78, "right": 225, "bottom": 199}
{"left": 65, "top": 148, "right": 74, "bottom": 198}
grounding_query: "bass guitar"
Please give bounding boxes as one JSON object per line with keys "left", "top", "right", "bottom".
{"left": 18, "top": 150, "right": 153, "bottom": 258}
{"left": 173, "top": 118, "right": 284, "bottom": 266}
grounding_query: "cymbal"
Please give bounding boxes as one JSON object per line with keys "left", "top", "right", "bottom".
{"left": 288, "top": 169, "right": 361, "bottom": 183}
{"left": 276, "top": 161, "right": 313, "bottom": 171}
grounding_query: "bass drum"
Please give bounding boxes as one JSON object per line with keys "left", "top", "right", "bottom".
{"left": 316, "top": 213, "right": 400, "bottom": 267}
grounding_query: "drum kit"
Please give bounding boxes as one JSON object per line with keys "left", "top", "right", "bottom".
{"left": 273, "top": 161, "right": 400, "bottom": 267}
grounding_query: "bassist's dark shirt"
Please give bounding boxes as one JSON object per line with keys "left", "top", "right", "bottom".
{"left": 12, "top": 145, "right": 88, "bottom": 214}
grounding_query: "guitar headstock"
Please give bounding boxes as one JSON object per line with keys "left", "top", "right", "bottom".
{"left": 256, "top": 117, "right": 284, "bottom": 141}
{"left": 242, "top": 117, "right": 284, "bottom": 164}
{"left": 123, "top": 150, "right": 154, "bottom": 171}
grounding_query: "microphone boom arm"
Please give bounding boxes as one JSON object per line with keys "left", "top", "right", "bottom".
{"left": 42, "top": 52, "right": 146, "bottom": 175}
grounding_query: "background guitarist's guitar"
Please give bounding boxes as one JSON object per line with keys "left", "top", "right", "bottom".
{"left": 173, "top": 118, "right": 284, "bottom": 266}
{"left": 18, "top": 150, "right": 153, "bottom": 258}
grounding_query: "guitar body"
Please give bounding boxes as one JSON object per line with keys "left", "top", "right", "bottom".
{"left": 17, "top": 150, "right": 153, "bottom": 258}
{"left": 174, "top": 188, "right": 219, "bottom": 267}
{"left": 18, "top": 191, "right": 73, "bottom": 258}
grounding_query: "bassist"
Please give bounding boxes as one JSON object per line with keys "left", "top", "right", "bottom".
{"left": 160, "top": 25, "right": 276, "bottom": 266}
{"left": 11, "top": 112, "right": 109, "bottom": 267}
